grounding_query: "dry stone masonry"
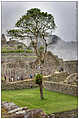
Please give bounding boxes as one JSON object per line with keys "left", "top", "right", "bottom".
{"left": 2, "top": 79, "right": 38, "bottom": 90}
{"left": 45, "top": 72, "right": 69, "bottom": 82}
{"left": 2, "top": 101, "right": 78, "bottom": 118}
{"left": 43, "top": 71, "right": 78, "bottom": 96}
{"left": 2, "top": 101, "right": 47, "bottom": 118}
{"left": 43, "top": 81, "right": 78, "bottom": 96}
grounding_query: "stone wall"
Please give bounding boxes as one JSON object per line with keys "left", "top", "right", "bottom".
{"left": 1, "top": 52, "right": 62, "bottom": 79}
{"left": 64, "top": 73, "right": 78, "bottom": 85}
{"left": 2, "top": 53, "right": 78, "bottom": 78}
{"left": 2, "top": 80, "right": 38, "bottom": 90}
{"left": 43, "top": 81, "right": 78, "bottom": 96}
{"left": 45, "top": 72, "right": 69, "bottom": 82}
{"left": 1, "top": 53, "right": 36, "bottom": 63}
{"left": 49, "top": 109, "right": 78, "bottom": 118}
{"left": 63, "top": 60, "right": 78, "bottom": 74}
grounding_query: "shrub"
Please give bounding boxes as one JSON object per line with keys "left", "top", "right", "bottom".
{"left": 39, "top": 46, "right": 44, "bottom": 53}
{"left": 35, "top": 74, "right": 43, "bottom": 85}
{"left": 17, "top": 45, "right": 23, "bottom": 49}
{"left": 26, "top": 49, "right": 32, "bottom": 53}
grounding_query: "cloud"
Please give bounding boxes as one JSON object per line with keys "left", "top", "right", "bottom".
{"left": 2, "top": 1, "right": 77, "bottom": 41}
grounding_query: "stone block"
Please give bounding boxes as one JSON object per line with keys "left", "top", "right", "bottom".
{"left": 9, "top": 113, "right": 25, "bottom": 118}
{"left": 2, "top": 102, "right": 18, "bottom": 111}
{"left": 24, "top": 109, "right": 47, "bottom": 118}
{"left": 44, "top": 81, "right": 78, "bottom": 96}
{"left": 16, "top": 110, "right": 26, "bottom": 115}
{"left": 8, "top": 107, "right": 24, "bottom": 114}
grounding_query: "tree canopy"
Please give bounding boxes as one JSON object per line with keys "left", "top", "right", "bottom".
{"left": 7, "top": 8, "right": 56, "bottom": 62}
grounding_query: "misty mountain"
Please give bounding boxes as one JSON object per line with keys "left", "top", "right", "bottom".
{"left": 47, "top": 35, "right": 61, "bottom": 45}
{"left": 47, "top": 35, "right": 78, "bottom": 61}
{"left": 4, "top": 34, "right": 78, "bottom": 61}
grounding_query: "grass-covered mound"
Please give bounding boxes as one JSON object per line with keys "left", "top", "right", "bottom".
{"left": 2, "top": 88, "right": 78, "bottom": 114}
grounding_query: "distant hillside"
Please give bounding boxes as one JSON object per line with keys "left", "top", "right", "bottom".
{"left": 47, "top": 35, "right": 78, "bottom": 61}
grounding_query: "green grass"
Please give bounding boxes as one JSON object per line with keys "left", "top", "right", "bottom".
{"left": 2, "top": 88, "right": 78, "bottom": 114}
{"left": 1, "top": 49, "right": 32, "bottom": 53}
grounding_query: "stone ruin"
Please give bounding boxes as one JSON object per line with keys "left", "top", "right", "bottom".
{"left": 1, "top": 51, "right": 64, "bottom": 81}
{"left": 1, "top": 51, "right": 78, "bottom": 118}
{"left": 43, "top": 72, "right": 78, "bottom": 96}
{"left": 2, "top": 101, "right": 47, "bottom": 118}
{"left": 1, "top": 60, "right": 27, "bottom": 82}
{"left": 1, "top": 51, "right": 78, "bottom": 97}
{"left": 2, "top": 101, "right": 78, "bottom": 118}
{"left": 1, "top": 51, "right": 78, "bottom": 85}
{"left": 64, "top": 73, "right": 78, "bottom": 85}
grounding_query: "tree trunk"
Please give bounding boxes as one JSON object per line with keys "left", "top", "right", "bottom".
{"left": 33, "top": 35, "right": 39, "bottom": 57}
{"left": 35, "top": 35, "right": 39, "bottom": 56}
{"left": 34, "top": 46, "right": 38, "bottom": 57}
{"left": 39, "top": 84, "right": 44, "bottom": 99}
{"left": 41, "top": 34, "right": 47, "bottom": 64}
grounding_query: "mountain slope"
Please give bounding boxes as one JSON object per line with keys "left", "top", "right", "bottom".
{"left": 47, "top": 35, "right": 78, "bottom": 61}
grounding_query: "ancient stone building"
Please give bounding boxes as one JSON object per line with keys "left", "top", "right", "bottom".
{"left": 63, "top": 60, "right": 78, "bottom": 74}
{"left": 1, "top": 51, "right": 78, "bottom": 81}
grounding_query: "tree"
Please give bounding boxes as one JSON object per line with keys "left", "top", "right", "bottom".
{"left": 7, "top": 8, "right": 56, "bottom": 64}
{"left": 35, "top": 74, "right": 44, "bottom": 99}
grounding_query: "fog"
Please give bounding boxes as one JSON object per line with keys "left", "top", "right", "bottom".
{"left": 47, "top": 38, "right": 78, "bottom": 61}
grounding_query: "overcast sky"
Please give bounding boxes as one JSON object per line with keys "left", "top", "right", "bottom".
{"left": 1, "top": 1, "right": 78, "bottom": 42}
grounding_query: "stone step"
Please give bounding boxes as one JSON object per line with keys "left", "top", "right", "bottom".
{"left": 2, "top": 102, "right": 19, "bottom": 111}
{"left": 8, "top": 107, "right": 28, "bottom": 114}
{"left": 16, "top": 110, "right": 26, "bottom": 115}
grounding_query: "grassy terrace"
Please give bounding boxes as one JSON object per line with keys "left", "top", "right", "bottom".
{"left": 2, "top": 55, "right": 37, "bottom": 58}
{"left": 1, "top": 48, "right": 33, "bottom": 53}
{"left": 2, "top": 88, "right": 78, "bottom": 114}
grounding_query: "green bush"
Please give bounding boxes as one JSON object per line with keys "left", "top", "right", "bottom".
{"left": 17, "top": 45, "right": 23, "bottom": 49}
{"left": 35, "top": 74, "right": 43, "bottom": 85}
{"left": 26, "top": 49, "right": 32, "bottom": 53}
{"left": 1, "top": 49, "right": 24, "bottom": 53}
{"left": 1, "top": 49, "right": 32, "bottom": 53}
{"left": 39, "top": 46, "right": 44, "bottom": 53}
{"left": 15, "top": 49, "right": 24, "bottom": 53}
